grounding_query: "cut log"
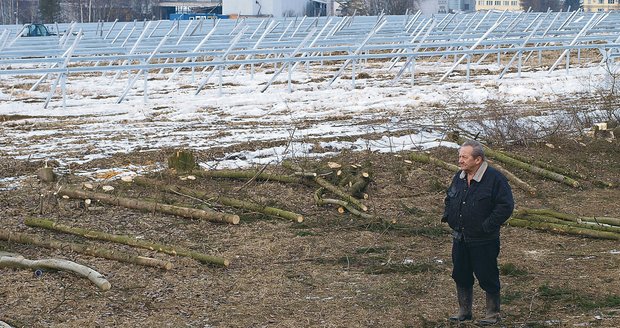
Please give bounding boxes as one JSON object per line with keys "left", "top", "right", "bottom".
{"left": 132, "top": 177, "right": 303, "bottom": 223}
{"left": 314, "top": 176, "right": 367, "bottom": 211}
{"left": 349, "top": 174, "right": 371, "bottom": 199}
{"left": 58, "top": 187, "right": 239, "bottom": 225}
{"left": 512, "top": 214, "right": 620, "bottom": 234}
{"left": 314, "top": 188, "right": 376, "bottom": 220}
{"left": 24, "top": 218, "right": 230, "bottom": 267}
{"left": 507, "top": 218, "right": 620, "bottom": 240}
{"left": 516, "top": 208, "right": 620, "bottom": 227}
{"left": 0, "top": 230, "right": 172, "bottom": 270}
{"left": 282, "top": 161, "right": 368, "bottom": 212}
{"left": 0, "top": 255, "right": 111, "bottom": 291}
{"left": 191, "top": 169, "right": 301, "bottom": 184}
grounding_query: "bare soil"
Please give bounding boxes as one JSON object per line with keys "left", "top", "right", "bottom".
{"left": 1, "top": 138, "right": 620, "bottom": 328}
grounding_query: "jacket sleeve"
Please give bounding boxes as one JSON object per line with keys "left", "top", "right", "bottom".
{"left": 442, "top": 174, "right": 458, "bottom": 223}
{"left": 482, "top": 174, "right": 514, "bottom": 232}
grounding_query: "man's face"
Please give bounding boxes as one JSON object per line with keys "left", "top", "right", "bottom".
{"left": 458, "top": 145, "right": 483, "bottom": 175}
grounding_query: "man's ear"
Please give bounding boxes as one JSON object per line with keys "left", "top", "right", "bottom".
{"left": 475, "top": 156, "right": 483, "bottom": 164}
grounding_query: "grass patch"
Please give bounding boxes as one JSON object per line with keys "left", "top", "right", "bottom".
{"left": 295, "top": 230, "right": 316, "bottom": 237}
{"left": 355, "top": 246, "right": 389, "bottom": 254}
{"left": 362, "top": 221, "right": 448, "bottom": 238}
{"left": 538, "top": 283, "right": 620, "bottom": 311}
{"left": 500, "top": 263, "right": 528, "bottom": 277}
{"left": 364, "top": 261, "right": 439, "bottom": 275}
{"left": 502, "top": 291, "right": 523, "bottom": 305}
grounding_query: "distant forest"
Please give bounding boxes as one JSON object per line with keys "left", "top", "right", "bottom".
{"left": 0, "top": 0, "right": 158, "bottom": 24}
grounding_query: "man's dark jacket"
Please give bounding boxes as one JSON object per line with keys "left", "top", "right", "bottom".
{"left": 442, "top": 164, "right": 514, "bottom": 241}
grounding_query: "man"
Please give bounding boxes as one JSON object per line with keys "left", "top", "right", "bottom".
{"left": 442, "top": 140, "right": 514, "bottom": 325}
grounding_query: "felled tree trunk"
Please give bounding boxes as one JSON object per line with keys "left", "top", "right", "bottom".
{"left": 0, "top": 255, "right": 111, "bottom": 291}
{"left": 486, "top": 149, "right": 580, "bottom": 188}
{"left": 0, "top": 230, "right": 172, "bottom": 270}
{"left": 487, "top": 160, "right": 537, "bottom": 195}
{"left": 191, "top": 169, "right": 301, "bottom": 184}
{"left": 493, "top": 149, "right": 585, "bottom": 180}
{"left": 512, "top": 214, "right": 620, "bottom": 234}
{"left": 507, "top": 218, "right": 620, "bottom": 240}
{"left": 452, "top": 137, "right": 580, "bottom": 188}
{"left": 409, "top": 152, "right": 537, "bottom": 195}
{"left": 24, "top": 218, "right": 230, "bottom": 267}
{"left": 132, "top": 177, "right": 303, "bottom": 223}
{"left": 58, "top": 187, "right": 239, "bottom": 225}
{"left": 516, "top": 208, "right": 620, "bottom": 227}
{"left": 409, "top": 152, "right": 459, "bottom": 171}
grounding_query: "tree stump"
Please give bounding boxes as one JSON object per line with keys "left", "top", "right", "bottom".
{"left": 168, "top": 150, "right": 197, "bottom": 173}
{"left": 37, "top": 167, "right": 56, "bottom": 183}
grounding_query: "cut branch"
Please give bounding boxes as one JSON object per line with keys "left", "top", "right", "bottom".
{"left": 24, "top": 218, "right": 230, "bottom": 267}
{"left": 58, "top": 186, "right": 239, "bottom": 225}
{"left": 0, "top": 255, "right": 111, "bottom": 291}
{"left": 0, "top": 230, "right": 172, "bottom": 270}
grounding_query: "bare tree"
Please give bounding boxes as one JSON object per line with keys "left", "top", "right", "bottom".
{"left": 340, "top": 0, "right": 417, "bottom": 16}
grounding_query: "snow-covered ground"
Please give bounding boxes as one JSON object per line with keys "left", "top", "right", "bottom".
{"left": 0, "top": 60, "right": 608, "bottom": 183}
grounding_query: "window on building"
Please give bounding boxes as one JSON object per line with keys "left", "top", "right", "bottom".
{"left": 511, "top": 0, "right": 517, "bottom": 4}
{"left": 609, "top": 0, "right": 615, "bottom": 4}
{"left": 503, "top": 1, "right": 509, "bottom": 4}
{"left": 598, "top": 0, "right": 604, "bottom": 4}
{"left": 495, "top": 0, "right": 501, "bottom": 4}
{"left": 487, "top": 0, "right": 493, "bottom": 5}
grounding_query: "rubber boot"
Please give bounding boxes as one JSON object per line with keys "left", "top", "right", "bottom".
{"left": 449, "top": 286, "right": 473, "bottom": 322}
{"left": 478, "top": 292, "right": 501, "bottom": 326}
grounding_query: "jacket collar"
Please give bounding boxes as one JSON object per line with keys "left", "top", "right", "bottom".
{"left": 459, "top": 161, "right": 488, "bottom": 182}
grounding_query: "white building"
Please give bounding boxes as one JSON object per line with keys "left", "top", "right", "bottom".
{"left": 223, "top": 0, "right": 329, "bottom": 17}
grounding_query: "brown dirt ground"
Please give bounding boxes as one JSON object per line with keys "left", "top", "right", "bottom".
{"left": 1, "top": 138, "right": 619, "bottom": 328}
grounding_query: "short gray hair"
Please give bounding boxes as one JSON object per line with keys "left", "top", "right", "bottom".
{"left": 461, "top": 140, "right": 485, "bottom": 159}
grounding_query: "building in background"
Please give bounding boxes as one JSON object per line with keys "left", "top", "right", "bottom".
{"left": 222, "top": 0, "right": 332, "bottom": 17}
{"left": 582, "top": 0, "right": 619, "bottom": 11}
{"left": 475, "top": 0, "right": 521, "bottom": 11}
{"left": 440, "top": 0, "right": 476, "bottom": 12}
